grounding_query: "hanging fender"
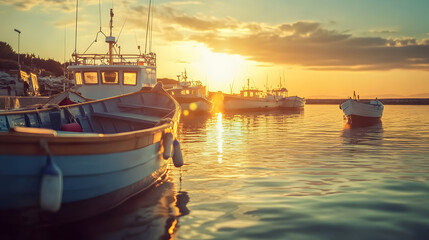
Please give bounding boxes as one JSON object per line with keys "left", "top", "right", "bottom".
{"left": 172, "top": 139, "right": 184, "bottom": 168}
{"left": 163, "top": 132, "right": 174, "bottom": 160}
{"left": 40, "top": 155, "right": 63, "bottom": 212}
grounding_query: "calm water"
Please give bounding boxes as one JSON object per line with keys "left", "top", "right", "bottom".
{"left": 3, "top": 105, "right": 429, "bottom": 239}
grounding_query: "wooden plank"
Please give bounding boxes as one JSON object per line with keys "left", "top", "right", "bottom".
{"left": 117, "top": 102, "right": 171, "bottom": 112}
{"left": 91, "top": 112, "right": 160, "bottom": 124}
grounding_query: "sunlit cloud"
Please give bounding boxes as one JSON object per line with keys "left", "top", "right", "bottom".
{"left": 150, "top": 7, "right": 429, "bottom": 71}
{"left": 0, "top": 0, "right": 81, "bottom": 12}
{"left": 368, "top": 29, "right": 397, "bottom": 34}
{"left": 167, "top": 1, "right": 202, "bottom": 6}
{"left": 5, "top": 0, "right": 429, "bottom": 71}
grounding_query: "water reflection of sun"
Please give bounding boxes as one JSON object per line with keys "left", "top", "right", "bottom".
{"left": 216, "top": 112, "right": 223, "bottom": 163}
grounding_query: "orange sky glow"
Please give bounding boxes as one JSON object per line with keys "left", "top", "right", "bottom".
{"left": 1, "top": 0, "right": 429, "bottom": 98}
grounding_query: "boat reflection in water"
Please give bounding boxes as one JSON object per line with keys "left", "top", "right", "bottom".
{"left": 71, "top": 176, "right": 190, "bottom": 240}
{"left": 342, "top": 121, "right": 384, "bottom": 146}
{"left": 1, "top": 175, "right": 190, "bottom": 240}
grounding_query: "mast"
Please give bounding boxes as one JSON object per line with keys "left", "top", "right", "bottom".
{"left": 106, "top": 9, "right": 115, "bottom": 65}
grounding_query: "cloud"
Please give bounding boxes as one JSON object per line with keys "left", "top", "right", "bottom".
{"left": 167, "top": 1, "right": 202, "bottom": 6}
{"left": 149, "top": 6, "right": 429, "bottom": 71}
{"left": 0, "top": 0, "right": 96, "bottom": 12}
{"left": 368, "top": 29, "right": 397, "bottom": 34}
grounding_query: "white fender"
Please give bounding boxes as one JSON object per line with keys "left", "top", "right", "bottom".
{"left": 163, "top": 132, "right": 174, "bottom": 160}
{"left": 40, "top": 156, "right": 63, "bottom": 212}
{"left": 172, "top": 139, "right": 184, "bottom": 167}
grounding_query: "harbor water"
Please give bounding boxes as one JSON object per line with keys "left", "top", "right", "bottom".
{"left": 2, "top": 105, "right": 429, "bottom": 239}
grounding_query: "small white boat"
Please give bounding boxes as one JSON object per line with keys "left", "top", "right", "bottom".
{"left": 340, "top": 92, "right": 384, "bottom": 125}
{"left": 165, "top": 71, "right": 212, "bottom": 115}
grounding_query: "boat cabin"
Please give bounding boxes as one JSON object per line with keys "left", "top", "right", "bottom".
{"left": 167, "top": 81, "right": 207, "bottom": 99}
{"left": 240, "top": 89, "right": 265, "bottom": 98}
{"left": 270, "top": 88, "right": 288, "bottom": 99}
{"left": 68, "top": 63, "right": 156, "bottom": 99}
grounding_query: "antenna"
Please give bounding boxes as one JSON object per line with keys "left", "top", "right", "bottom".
{"left": 64, "top": 25, "right": 66, "bottom": 77}
{"left": 98, "top": 0, "right": 102, "bottom": 32}
{"left": 229, "top": 77, "right": 235, "bottom": 94}
{"left": 74, "top": 0, "right": 79, "bottom": 63}
{"left": 144, "top": 0, "right": 152, "bottom": 54}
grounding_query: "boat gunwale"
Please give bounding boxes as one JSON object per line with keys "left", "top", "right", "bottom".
{"left": 0, "top": 89, "right": 181, "bottom": 155}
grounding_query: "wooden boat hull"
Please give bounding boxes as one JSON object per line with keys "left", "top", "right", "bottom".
{"left": 0, "top": 146, "right": 168, "bottom": 225}
{"left": 174, "top": 96, "right": 212, "bottom": 115}
{"left": 346, "top": 114, "right": 382, "bottom": 127}
{"left": 279, "top": 96, "right": 305, "bottom": 108}
{"left": 341, "top": 99, "right": 384, "bottom": 125}
{"left": 0, "top": 87, "right": 181, "bottom": 225}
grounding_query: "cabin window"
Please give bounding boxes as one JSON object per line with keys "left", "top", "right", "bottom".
{"left": 181, "top": 90, "right": 186, "bottom": 95}
{"left": 123, "top": 72, "right": 137, "bottom": 86}
{"left": 244, "top": 92, "right": 248, "bottom": 97}
{"left": 171, "top": 91, "right": 175, "bottom": 95}
{"left": 250, "top": 92, "right": 254, "bottom": 97}
{"left": 83, "top": 72, "right": 98, "bottom": 84}
{"left": 102, "top": 71, "right": 118, "bottom": 84}
{"left": 75, "top": 72, "right": 82, "bottom": 85}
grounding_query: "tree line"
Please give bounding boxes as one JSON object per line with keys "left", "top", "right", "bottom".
{"left": 0, "top": 41, "right": 64, "bottom": 77}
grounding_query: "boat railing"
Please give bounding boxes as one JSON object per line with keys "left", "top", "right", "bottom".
{"left": 71, "top": 52, "right": 156, "bottom": 67}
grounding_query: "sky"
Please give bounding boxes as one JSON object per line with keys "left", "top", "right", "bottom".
{"left": 1, "top": 0, "right": 429, "bottom": 98}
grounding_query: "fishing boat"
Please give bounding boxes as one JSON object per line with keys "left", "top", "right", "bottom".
{"left": 0, "top": 84, "right": 182, "bottom": 225}
{"left": 270, "top": 88, "right": 305, "bottom": 109}
{"left": 223, "top": 79, "right": 278, "bottom": 111}
{"left": 340, "top": 92, "right": 384, "bottom": 125}
{"left": 165, "top": 71, "right": 212, "bottom": 115}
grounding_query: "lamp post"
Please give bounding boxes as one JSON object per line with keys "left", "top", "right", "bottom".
{"left": 14, "top": 29, "right": 21, "bottom": 71}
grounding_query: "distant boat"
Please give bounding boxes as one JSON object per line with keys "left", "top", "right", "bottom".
{"left": 270, "top": 88, "right": 305, "bottom": 109}
{"left": 223, "top": 79, "right": 278, "bottom": 111}
{"left": 164, "top": 70, "right": 212, "bottom": 115}
{"left": 224, "top": 79, "right": 304, "bottom": 111}
{"left": 223, "top": 89, "right": 278, "bottom": 111}
{"left": 0, "top": 84, "right": 182, "bottom": 225}
{"left": 340, "top": 92, "right": 384, "bottom": 125}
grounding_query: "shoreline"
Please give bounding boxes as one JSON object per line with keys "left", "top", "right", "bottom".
{"left": 305, "top": 98, "right": 429, "bottom": 105}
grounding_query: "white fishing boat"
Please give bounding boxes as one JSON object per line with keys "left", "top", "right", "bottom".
{"left": 165, "top": 71, "right": 212, "bottom": 115}
{"left": 270, "top": 88, "right": 305, "bottom": 109}
{"left": 223, "top": 79, "right": 278, "bottom": 111}
{"left": 340, "top": 92, "right": 384, "bottom": 125}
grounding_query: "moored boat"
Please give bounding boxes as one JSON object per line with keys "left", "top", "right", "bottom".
{"left": 270, "top": 88, "right": 305, "bottom": 109}
{"left": 223, "top": 79, "right": 277, "bottom": 112}
{"left": 0, "top": 84, "right": 182, "bottom": 225}
{"left": 340, "top": 92, "right": 384, "bottom": 126}
{"left": 165, "top": 71, "right": 212, "bottom": 116}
